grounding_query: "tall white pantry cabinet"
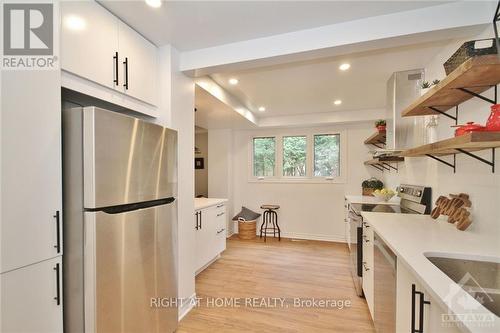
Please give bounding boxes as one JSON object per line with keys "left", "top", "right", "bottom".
{"left": 0, "top": 47, "right": 63, "bottom": 333}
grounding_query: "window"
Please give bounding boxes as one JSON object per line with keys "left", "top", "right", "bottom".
{"left": 282, "top": 136, "right": 307, "bottom": 177}
{"left": 253, "top": 137, "right": 276, "bottom": 177}
{"left": 314, "top": 134, "right": 340, "bottom": 177}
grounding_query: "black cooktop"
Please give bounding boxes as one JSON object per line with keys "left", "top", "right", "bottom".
{"left": 351, "top": 203, "right": 416, "bottom": 215}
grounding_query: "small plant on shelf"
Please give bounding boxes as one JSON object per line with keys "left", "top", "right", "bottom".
{"left": 375, "top": 119, "right": 386, "bottom": 132}
{"left": 432, "top": 79, "right": 440, "bottom": 86}
{"left": 421, "top": 81, "right": 431, "bottom": 89}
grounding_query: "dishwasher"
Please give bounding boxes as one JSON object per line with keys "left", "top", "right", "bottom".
{"left": 374, "top": 232, "right": 396, "bottom": 333}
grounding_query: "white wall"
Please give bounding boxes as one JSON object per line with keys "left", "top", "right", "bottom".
{"left": 229, "top": 122, "right": 377, "bottom": 242}
{"left": 156, "top": 45, "right": 196, "bottom": 318}
{"left": 384, "top": 26, "right": 500, "bottom": 236}
{"left": 195, "top": 133, "right": 208, "bottom": 197}
{"left": 208, "top": 129, "right": 234, "bottom": 234}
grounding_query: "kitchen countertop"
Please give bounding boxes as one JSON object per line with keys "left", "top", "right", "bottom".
{"left": 194, "top": 197, "right": 228, "bottom": 210}
{"left": 361, "top": 212, "right": 500, "bottom": 333}
{"left": 345, "top": 194, "right": 400, "bottom": 205}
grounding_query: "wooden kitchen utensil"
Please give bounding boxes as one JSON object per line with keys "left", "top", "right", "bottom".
{"left": 430, "top": 193, "right": 473, "bottom": 231}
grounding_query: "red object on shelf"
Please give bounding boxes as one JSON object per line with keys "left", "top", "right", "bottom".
{"left": 485, "top": 104, "right": 500, "bottom": 131}
{"left": 452, "top": 122, "right": 485, "bottom": 137}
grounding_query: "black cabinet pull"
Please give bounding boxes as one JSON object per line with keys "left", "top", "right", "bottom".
{"left": 195, "top": 212, "right": 199, "bottom": 230}
{"left": 53, "top": 263, "right": 61, "bottom": 306}
{"left": 113, "top": 52, "right": 119, "bottom": 85}
{"left": 199, "top": 211, "right": 202, "bottom": 230}
{"left": 53, "top": 211, "right": 61, "bottom": 253}
{"left": 411, "top": 284, "right": 431, "bottom": 333}
{"left": 123, "top": 57, "right": 129, "bottom": 90}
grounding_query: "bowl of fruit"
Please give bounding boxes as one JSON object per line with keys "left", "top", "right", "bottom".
{"left": 373, "top": 188, "right": 396, "bottom": 202}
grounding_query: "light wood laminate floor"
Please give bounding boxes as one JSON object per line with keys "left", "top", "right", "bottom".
{"left": 178, "top": 236, "right": 375, "bottom": 332}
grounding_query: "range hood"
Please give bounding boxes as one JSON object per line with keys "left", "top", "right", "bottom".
{"left": 385, "top": 69, "right": 426, "bottom": 152}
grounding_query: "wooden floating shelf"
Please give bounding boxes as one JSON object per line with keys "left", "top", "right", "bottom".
{"left": 364, "top": 131, "right": 386, "bottom": 145}
{"left": 402, "top": 55, "right": 500, "bottom": 117}
{"left": 401, "top": 132, "right": 500, "bottom": 157}
{"left": 364, "top": 156, "right": 404, "bottom": 165}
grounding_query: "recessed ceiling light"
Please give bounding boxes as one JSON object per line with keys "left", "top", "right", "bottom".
{"left": 258, "top": 106, "right": 266, "bottom": 112}
{"left": 65, "top": 15, "right": 86, "bottom": 31}
{"left": 145, "top": 0, "right": 162, "bottom": 8}
{"left": 339, "top": 63, "right": 351, "bottom": 71}
{"left": 334, "top": 100, "right": 342, "bottom": 105}
{"left": 229, "top": 78, "right": 239, "bottom": 85}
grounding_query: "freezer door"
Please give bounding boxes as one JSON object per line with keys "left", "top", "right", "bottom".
{"left": 84, "top": 203, "right": 177, "bottom": 333}
{"left": 82, "top": 107, "right": 177, "bottom": 208}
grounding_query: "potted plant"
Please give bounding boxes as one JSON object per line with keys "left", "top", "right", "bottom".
{"left": 432, "top": 79, "right": 440, "bottom": 86}
{"left": 375, "top": 119, "right": 386, "bottom": 132}
{"left": 420, "top": 81, "right": 432, "bottom": 95}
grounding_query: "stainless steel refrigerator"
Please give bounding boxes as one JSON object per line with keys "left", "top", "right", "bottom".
{"left": 62, "top": 106, "right": 178, "bottom": 333}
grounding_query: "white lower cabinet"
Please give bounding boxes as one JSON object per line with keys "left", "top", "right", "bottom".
{"left": 362, "top": 223, "right": 374, "bottom": 318}
{"left": 397, "top": 258, "right": 460, "bottom": 333}
{"left": 1, "top": 256, "right": 63, "bottom": 333}
{"left": 195, "top": 204, "right": 227, "bottom": 273}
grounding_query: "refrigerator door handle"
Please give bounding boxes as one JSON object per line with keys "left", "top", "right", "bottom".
{"left": 53, "top": 210, "right": 61, "bottom": 253}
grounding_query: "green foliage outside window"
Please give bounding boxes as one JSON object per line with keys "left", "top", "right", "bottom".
{"left": 283, "top": 136, "right": 307, "bottom": 177}
{"left": 314, "top": 134, "right": 340, "bottom": 177}
{"left": 253, "top": 137, "right": 275, "bottom": 177}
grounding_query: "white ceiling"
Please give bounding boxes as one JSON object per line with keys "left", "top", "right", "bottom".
{"left": 195, "top": 86, "right": 256, "bottom": 129}
{"left": 99, "top": 1, "right": 451, "bottom": 51}
{"left": 210, "top": 41, "right": 451, "bottom": 117}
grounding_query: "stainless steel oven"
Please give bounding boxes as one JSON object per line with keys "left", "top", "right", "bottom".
{"left": 346, "top": 185, "right": 431, "bottom": 299}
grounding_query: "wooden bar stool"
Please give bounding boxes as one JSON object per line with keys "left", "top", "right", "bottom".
{"left": 260, "top": 204, "right": 280, "bottom": 242}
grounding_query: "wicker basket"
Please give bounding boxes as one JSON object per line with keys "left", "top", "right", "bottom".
{"left": 238, "top": 219, "right": 257, "bottom": 240}
{"left": 444, "top": 39, "right": 498, "bottom": 75}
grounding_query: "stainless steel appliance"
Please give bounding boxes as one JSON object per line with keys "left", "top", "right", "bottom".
{"left": 63, "top": 106, "right": 178, "bottom": 333}
{"left": 374, "top": 232, "right": 397, "bottom": 333}
{"left": 347, "top": 184, "right": 431, "bottom": 297}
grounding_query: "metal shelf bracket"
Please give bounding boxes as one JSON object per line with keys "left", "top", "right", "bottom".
{"left": 457, "top": 85, "right": 497, "bottom": 105}
{"left": 455, "top": 148, "right": 496, "bottom": 173}
{"left": 428, "top": 106, "right": 458, "bottom": 124}
{"left": 425, "top": 154, "right": 456, "bottom": 173}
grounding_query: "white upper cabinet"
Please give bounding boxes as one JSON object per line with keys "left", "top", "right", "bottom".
{"left": 117, "top": 21, "right": 157, "bottom": 105}
{"left": 61, "top": 1, "right": 158, "bottom": 106}
{"left": 61, "top": 1, "right": 119, "bottom": 90}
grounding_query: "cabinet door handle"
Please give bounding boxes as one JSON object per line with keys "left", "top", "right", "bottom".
{"left": 195, "top": 212, "right": 199, "bottom": 230}
{"left": 216, "top": 204, "right": 224, "bottom": 208}
{"left": 53, "top": 263, "right": 61, "bottom": 306}
{"left": 412, "top": 284, "right": 430, "bottom": 333}
{"left": 217, "top": 228, "right": 225, "bottom": 234}
{"left": 199, "top": 211, "right": 202, "bottom": 229}
{"left": 362, "top": 262, "right": 370, "bottom": 271}
{"left": 113, "top": 52, "right": 119, "bottom": 85}
{"left": 123, "top": 57, "right": 129, "bottom": 90}
{"left": 53, "top": 211, "right": 61, "bottom": 253}
{"left": 217, "top": 212, "right": 225, "bottom": 217}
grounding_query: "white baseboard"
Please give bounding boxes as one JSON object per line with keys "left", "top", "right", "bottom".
{"left": 178, "top": 292, "right": 197, "bottom": 321}
{"left": 280, "top": 232, "right": 346, "bottom": 243}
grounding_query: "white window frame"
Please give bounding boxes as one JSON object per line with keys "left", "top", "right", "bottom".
{"left": 248, "top": 128, "right": 347, "bottom": 184}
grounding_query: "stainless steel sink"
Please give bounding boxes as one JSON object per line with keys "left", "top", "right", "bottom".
{"left": 425, "top": 254, "right": 500, "bottom": 317}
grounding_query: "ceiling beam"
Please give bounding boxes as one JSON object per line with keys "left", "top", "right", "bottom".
{"left": 180, "top": 1, "right": 494, "bottom": 76}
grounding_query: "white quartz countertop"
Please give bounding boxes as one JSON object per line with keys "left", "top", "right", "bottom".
{"left": 345, "top": 194, "right": 400, "bottom": 205}
{"left": 361, "top": 212, "right": 500, "bottom": 333}
{"left": 194, "top": 198, "right": 228, "bottom": 210}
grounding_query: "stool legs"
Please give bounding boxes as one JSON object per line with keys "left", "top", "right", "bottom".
{"left": 259, "top": 209, "right": 280, "bottom": 242}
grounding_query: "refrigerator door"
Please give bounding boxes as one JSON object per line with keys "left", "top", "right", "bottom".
{"left": 84, "top": 202, "right": 178, "bottom": 333}
{"left": 82, "top": 107, "right": 177, "bottom": 208}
